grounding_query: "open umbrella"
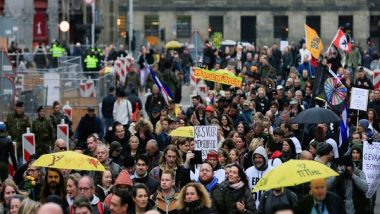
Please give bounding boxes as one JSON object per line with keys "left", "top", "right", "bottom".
{"left": 165, "top": 40, "right": 181, "bottom": 49}
{"left": 291, "top": 107, "right": 340, "bottom": 124}
{"left": 253, "top": 160, "right": 338, "bottom": 191}
{"left": 324, "top": 77, "right": 347, "bottom": 106}
{"left": 32, "top": 151, "right": 105, "bottom": 171}
{"left": 169, "top": 126, "right": 194, "bottom": 138}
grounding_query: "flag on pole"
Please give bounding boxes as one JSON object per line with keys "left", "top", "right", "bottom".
{"left": 339, "top": 102, "right": 349, "bottom": 146}
{"left": 305, "top": 24, "right": 324, "bottom": 59}
{"left": 332, "top": 28, "right": 352, "bottom": 53}
{"left": 148, "top": 65, "right": 174, "bottom": 106}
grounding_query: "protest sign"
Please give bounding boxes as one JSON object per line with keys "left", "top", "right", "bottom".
{"left": 363, "top": 141, "right": 380, "bottom": 198}
{"left": 194, "top": 126, "right": 218, "bottom": 160}
{"left": 193, "top": 67, "right": 242, "bottom": 87}
{"left": 350, "top": 87, "right": 369, "bottom": 111}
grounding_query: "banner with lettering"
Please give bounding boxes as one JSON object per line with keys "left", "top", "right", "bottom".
{"left": 33, "top": 12, "right": 48, "bottom": 42}
{"left": 194, "top": 126, "right": 218, "bottom": 160}
{"left": 193, "top": 67, "right": 242, "bottom": 87}
{"left": 363, "top": 141, "right": 380, "bottom": 198}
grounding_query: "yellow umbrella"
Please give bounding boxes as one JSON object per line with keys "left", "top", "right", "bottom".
{"left": 169, "top": 126, "right": 194, "bottom": 138}
{"left": 32, "top": 151, "right": 105, "bottom": 171}
{"left": 165, "top": 40, "right": 181, "bottom": 49}
{"left": 253, "top": 160, "right": 338, "bottom": 191}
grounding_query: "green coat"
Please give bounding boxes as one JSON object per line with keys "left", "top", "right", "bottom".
{"left": 5, "top": 112, "right": 31, "bottom": 143}
{"left": 162, "top": 69, "right": 178, "bottom": 95}
{"left": 32, "top": 117, "right": 55, "bottom": 155}
{"left": 5, "top": 112, "right": 31, "bottom": 159}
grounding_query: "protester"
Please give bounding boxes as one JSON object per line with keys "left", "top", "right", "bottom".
{"left": 176, "top": 182, "right": 214, "bottom": 214}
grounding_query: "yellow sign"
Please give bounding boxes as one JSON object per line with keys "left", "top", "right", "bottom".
{"left": 305, "top": 24, "right": 323, "bottom": 59}
{"left": 193, "top": 68, "right": 242, "bottom": 87}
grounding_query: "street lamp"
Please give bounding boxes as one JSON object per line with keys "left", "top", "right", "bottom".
{"left": 59, "top": 21, "right": 70, "bottom": 32}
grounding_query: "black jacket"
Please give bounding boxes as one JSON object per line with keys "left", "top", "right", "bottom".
{"left": 296, "top": 191, "right": 346, "bottom": 214}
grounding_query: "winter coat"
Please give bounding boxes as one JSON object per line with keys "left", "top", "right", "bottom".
{"left": 201, "top": 178, "right": 235, "bottom": 214}
{"left": 296, "top": 191, "right": 346, "bottom": 214}
{"left": 177, "top": 199, "right": 215, "bottom": 214}
{"left": 133, "top": 174, "right": 160, "bottom": 196}
{"left": 225, "top": 183, "right": 256, "bottom": 214}
{"left": 151, "top": 190, "right": 179, "bottom": 214}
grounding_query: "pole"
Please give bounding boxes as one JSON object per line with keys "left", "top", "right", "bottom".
{"left": 128, "top": 0, "right": 133, "bottom": 54}
{"left": 91, "top": 1, "right": 95, "bottom": 48}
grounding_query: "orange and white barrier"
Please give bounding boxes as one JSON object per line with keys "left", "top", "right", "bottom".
{"left": 22, "top": 128, "right": 35, "bottom": 164}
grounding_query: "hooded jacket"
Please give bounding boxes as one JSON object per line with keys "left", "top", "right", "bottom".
{"left": 245, "top": 146, "right": 272, "bottom": 208}
{"left": 104, "top": 170, "right": 133, "bottom": 207}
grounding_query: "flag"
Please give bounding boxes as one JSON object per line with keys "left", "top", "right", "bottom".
{"left": 332, "top": 28, "right": 352, "bottom": 53}
{"left": 305, "top": 24, "right": 324, "bottom": 59}
{"left": 339, "top": 102, "right": 349, "bottom": 146}
{"left": 148, "top": 65, "right": 174, "bottom": 106}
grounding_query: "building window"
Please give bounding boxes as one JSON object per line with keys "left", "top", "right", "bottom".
{"left": 306, "top": 16, "right": 321, "bottom": 35}
{"left": 370, "top": 16, "right": 380, "bottom": 37}
{"left": 209, "top": 16, "right": 223, "bottom": 38}
{"left": 144, "top": 15, "right": 159, "bottom": 37}
{"left": 339, "top": 15, "right": 353, "bottom": 40}
{"left": 241, "top": 16, "right": 256, "bottom": 43}
{"left": 274, "top": 16, "right": 288, "bottom": 39}
{"left": 177, "top": 16, "right": 191, "bottom": 38}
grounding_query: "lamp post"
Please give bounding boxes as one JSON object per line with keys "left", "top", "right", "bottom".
{"left": 128, "top": 0, "right": 133, "bottom": 54}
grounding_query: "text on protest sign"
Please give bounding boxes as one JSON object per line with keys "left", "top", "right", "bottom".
{"left": 194, "top": 126, "right": 218, "bottom": 160}
{"left": 363, "top": 141, "right": 380, "bottom": 198}
{"left": 350, "top": 87, "right": 369, "bottom": 111}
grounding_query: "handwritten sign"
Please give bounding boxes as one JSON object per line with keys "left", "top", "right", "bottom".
{"left": 363, "top": 141, "right": 380, "bottom": 198}
{"left": 194, "top": 126, "right": 218, "bottom": 160}
{"left": 350, "top": 87, "right": 369, "bottom": 111}
{"left": 193, "top": 67, "right": 242, "bottom": 87}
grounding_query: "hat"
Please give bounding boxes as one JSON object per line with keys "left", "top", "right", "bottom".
{"left": 276, "top": 85, "right": 284, "bottom": 90}
{"left": 316, "top": 143, "right": 333, "bottom": 156}
{"left": 206, "top": 150, "right": 219, "bottom": 160}
{"left": 110, "top": 141, "right": 122, "bottom": 152}
{"left": 358, "top": 119, "right": 369, "bottom": 131}
{"left": 37, "top": 106, "right": 44, "bottom": 113}
{"left": 205, "top": 106, "right": 214, "bottom": 112}
{"left": 15, "top": 101, "right": 24, "bottom": 107}
{"left": 152, "top": 107, "right": 161, "bottom": 113}
{"left": 351, "top": 143, "right": 363, "bottom": 155}
{"left": 87, "top": 106, "right": 95, "bottom": 111}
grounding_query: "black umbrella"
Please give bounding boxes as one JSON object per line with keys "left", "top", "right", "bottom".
{"left": 291, "top": 107, "right": 341, "bottom": 124}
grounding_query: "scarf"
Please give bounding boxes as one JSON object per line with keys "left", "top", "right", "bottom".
{"left": 229, "top": 181, "right": 244, "bottom": 190}
{"left": 201, "top": 177, "right": 218, "bottom": 192}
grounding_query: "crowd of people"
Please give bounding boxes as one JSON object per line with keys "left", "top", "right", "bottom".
{"left": 0, "top": 36, "right": 379, "bottom": 214}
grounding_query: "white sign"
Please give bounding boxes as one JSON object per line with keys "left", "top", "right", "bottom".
{"left": 350, "top": 87, "right": 369, "bottom": 111}
{"left": 194, "top": 126, "right": 218, "bottom": 160}
{"left": 280, "top": 40, "right": 289, "bottom": 51}
{"left": 363, "top": 141, "right": 380, "bottom": 198}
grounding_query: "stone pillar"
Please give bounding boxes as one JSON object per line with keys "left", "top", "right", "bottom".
{"left": 321, "top": 12, "right": 338, "bottom": 49}
{"left": 192, "top": 12, "right": 209, "bottom": 41}
{"left": 288, "top": 13, "right": 305, "bottom": 43}
{"left": 47, "top": 0, "right": 59, "bottom": 44}
{"left": 256, "top": 12, "right": 273, "bottom": 47}
{"left": 224, "top": 12, "right": 240, "bottom": 41}
{"left": 353, "top": 11, "right": 370, "bottom": 46}
{"left": 158, "top": 11, "right": 176, "bottom": 41}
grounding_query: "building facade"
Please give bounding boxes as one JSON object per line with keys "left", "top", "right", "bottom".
{"left": 120, "top": 0, "right": 380, "bottom": 51}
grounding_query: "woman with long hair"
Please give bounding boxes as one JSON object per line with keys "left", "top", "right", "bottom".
{"left": 177, "top": 182, "right": 214, "bottom": 214}
{"left": 281, "top": 139, "right": 297, "bottom": 162}
{"left": 17, "top": 198, "right": 40, "bottom": 214}
{"left": 66, "top": 173, "right": 81, "bottom": 207}
{"left": 220, "top": 114, "right": 235, "bottom": 138}
{"left": 95, "top": 167, "right": 114, "bottom": 201}
{"left": 9, "top": 195, "right": 26, "bottom": 214}
{"left": 225, "top": 164, "right": 256, "bottom": 214}
{"left": 0, "top": 179, "right": 27, "bottom": 213}
{"left": 367, "top": 108, "right": 380, "bottom": 132}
